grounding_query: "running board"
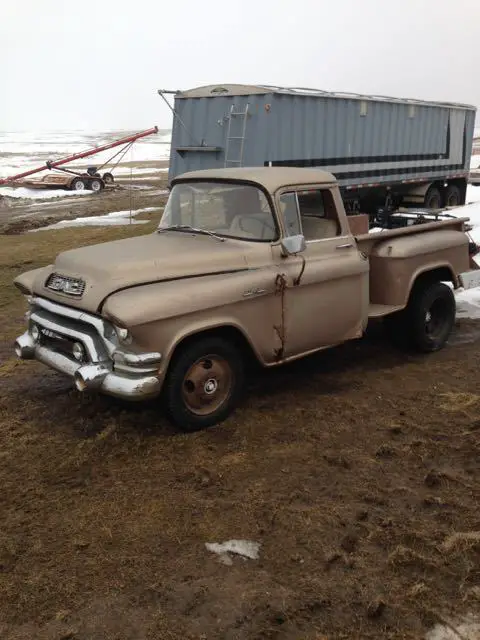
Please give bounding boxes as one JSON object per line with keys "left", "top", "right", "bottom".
{"left": 368, "top": 303, "right": 404, "bottom": 319}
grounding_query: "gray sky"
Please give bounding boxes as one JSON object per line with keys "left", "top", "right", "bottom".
{"left": 2, "top": 0, "right": 479, "bottom": 131}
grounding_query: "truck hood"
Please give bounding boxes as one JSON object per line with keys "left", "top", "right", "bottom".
{"left": 30, "top": 231, "right": 253, "bottom": 312}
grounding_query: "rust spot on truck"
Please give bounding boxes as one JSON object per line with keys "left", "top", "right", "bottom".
{"left": 273, "top": 273, "right": 287, "bottom": 360}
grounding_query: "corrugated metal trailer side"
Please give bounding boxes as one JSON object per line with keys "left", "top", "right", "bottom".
{"left": 163, "top": 84, "right": 476, "bottom": 210}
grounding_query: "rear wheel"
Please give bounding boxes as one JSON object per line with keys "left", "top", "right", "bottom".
{"left": 88, "top": 178, "right": 104, "bottom": 192}
{"left": 444, "top": 184, "right": 461, "bottom": 208}
{"left": 70, "top": 177, "right": 86, "bottom": 191}
{"left": 164, "top": 337, "right": 244, "bottom": 431}
{"left": 424, "top": 186, "right": 442, "bottom": 209}
{"left": 407, "top": 281, "right": 456, "bottom": 352}
{"left": 385, "top": 281, "right": 455, "bottom": 352}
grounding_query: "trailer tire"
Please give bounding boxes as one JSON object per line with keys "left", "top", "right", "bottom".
{"left": 406, "top": 281, "right": 455, "bottom": 352}
{"left": 424, "top": 187, "right": 442, "bottom": 210}
{"left": 88, "top": 178, "right": 104, "bottom": 192}
{"left": 102, "top": 172, "right": 114, "bottom": 185}
{"left": 164, "top": 336, "right": 244, "bottom": 432}
{"left": 70, "top": 178, "right": 86, "bottom": 191}
{"left": 445, "top": 185, "right": 461, "bottom": 207}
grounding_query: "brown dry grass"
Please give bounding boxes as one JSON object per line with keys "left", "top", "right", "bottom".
{"left": 0, "top": 225, "right": 479, "bottom": 639}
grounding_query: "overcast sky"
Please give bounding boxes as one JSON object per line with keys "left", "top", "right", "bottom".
{"left": 2, "top": 0, "right": 479, "bottom": 132}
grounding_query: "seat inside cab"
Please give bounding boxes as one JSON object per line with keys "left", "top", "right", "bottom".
{"left": 279, "top": 188, "right": 340, "bottom": 241}
{"left": 297, "top": 190, "right": 340, "bottom": 240}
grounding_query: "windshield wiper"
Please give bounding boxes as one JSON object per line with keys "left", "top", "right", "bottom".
{"left": 157, "top": 224, "right": 225, "bottom": 242}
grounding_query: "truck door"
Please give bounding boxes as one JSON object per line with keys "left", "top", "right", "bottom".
{"left": 273, "top": 187, "right": 369, "bottom": 358}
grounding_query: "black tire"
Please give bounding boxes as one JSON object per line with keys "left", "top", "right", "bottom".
{"left": 424, "top": 187, "right": 442, "bottom": 210}
{"left": 70, "top": 177, "right": 86, "bottom": 191}
{"left": 385, "top": 281, "right": 456, "bottom": 352}
{"left": 444, "top": 184, "right": 461, "bottom": 208}
{"left": 102, "top": 172, "right": 114, "bottom": 185}
{"left": 164, "top": 337, "right": 244, "bottom": 431}
{"left": 88, "top": 178, "right": 104, "bottom": 192}
{"left": 406, "top": 281, "right": 455, "bottom": 352}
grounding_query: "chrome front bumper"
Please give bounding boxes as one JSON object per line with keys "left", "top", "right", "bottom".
{"left": 14, "top": 296, "right": 162, "bottom": 401}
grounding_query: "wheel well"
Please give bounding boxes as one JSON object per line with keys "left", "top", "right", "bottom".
{"left": 410, "top": 267, "right": 455, "bottom": 297}
{"left": 168, "top": 325, "right": 259, "bottom": 370}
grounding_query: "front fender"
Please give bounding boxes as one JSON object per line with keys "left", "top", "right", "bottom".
{"left": 101, "top": 269, "right": 283, "bottom": 366}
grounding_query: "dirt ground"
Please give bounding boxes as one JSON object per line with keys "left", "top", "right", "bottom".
{"left": 0, "top": 203, "right": 479, "bottom": 639}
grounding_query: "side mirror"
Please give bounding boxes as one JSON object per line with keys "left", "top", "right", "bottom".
{"left": 281, "top": 234, "right": 306, "bottom": 257}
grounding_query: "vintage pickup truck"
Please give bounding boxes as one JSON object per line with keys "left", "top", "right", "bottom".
{"left": 13, "top": 167, "right": 480, "bottom": 430}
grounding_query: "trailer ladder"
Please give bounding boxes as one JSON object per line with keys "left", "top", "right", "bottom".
{"left": 224, "top": 103, "right": 249, "bottom": 167}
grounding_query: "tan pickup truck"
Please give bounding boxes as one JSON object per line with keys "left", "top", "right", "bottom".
{"left": 13, "top": 167, "right": 480, "bottom": 431}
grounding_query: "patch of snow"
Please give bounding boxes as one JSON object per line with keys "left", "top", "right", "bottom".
{"left": 425, "top": 614, "right": 480, "bottom": 639}
{"left": 30, "top": 207, "right": 160, "bottom": 231}
{"left": 0, "top": 129, "right": 171, "bottom": 180}
{"left": 465, "top": 185, "right": 480, "bottom": 206}
{"left": 205, "top": 539, "right": 261, "bottom": 562}
{"left": 0, "top": 186, "right": 92, "bottom": 200}
{"left": 455, "top": 288, "right": 480, "bottom": 320}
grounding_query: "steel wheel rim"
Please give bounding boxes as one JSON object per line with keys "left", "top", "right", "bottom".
{"left": 182, "top": 354, "right": 233, "bottom": 416}
{"left": 74, "top": 180, "right": 85, "bottom": 191}
{"left": 425, "top": 299, "right": 448, "bottom": 337}
{"left": 91, "top": 180, "right": 101, "bottom": 192}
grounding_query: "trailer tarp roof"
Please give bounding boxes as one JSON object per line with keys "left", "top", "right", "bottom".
{"left": 168, "top": 84, "right": 476, "bottom": 111}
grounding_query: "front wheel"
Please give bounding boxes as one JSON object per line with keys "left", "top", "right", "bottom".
{"left": 102, "top": 172, "right": 114, "bottom": 185}
{"left": 164, "top": 337, "right": 244, "bottom": 431}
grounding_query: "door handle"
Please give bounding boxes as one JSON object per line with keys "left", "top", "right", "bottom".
{"left": 336, "top": 243, "right": 353, "bottom": 250}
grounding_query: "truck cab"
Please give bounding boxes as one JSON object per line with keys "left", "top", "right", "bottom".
{"left": 13, "top": 168, "right": 479, "bottom": 431}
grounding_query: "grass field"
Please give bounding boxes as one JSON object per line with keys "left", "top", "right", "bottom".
{"left": 0, "top": 224, "right": 479, "bottom": 639}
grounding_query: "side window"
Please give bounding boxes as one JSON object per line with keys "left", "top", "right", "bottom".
{"left": 279, "top": 192, "right": 301, "bottom": 237}
{"left": 297, "top": 189, "right": 340, "bottom": 241}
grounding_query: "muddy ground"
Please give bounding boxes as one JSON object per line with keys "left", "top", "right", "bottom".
{"left": 0, "top": 205, "right": 479, "bottom": 639}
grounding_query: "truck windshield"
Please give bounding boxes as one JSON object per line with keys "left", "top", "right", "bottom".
{"left": 158, "top": 182, "right": 277, "bottom": 241}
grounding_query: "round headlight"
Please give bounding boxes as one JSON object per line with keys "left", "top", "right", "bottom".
{"left": 31, "top": 324, "right": 40, "bottom": 342}
{"left": 72, "top": 342, "right": 85, "bottom": 362}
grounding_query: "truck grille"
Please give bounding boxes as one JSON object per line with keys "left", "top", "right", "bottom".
{"left": 46, "top": 273, "right": 86, "bottom": 297}
{"left": 39, "top": 328, "right": 87, "bottom": 362}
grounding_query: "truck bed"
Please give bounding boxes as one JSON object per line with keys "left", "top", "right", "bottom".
{"left": 355, "top": 216, "right": 473, "bottom": 314}
{"left": 355, "top": 216, "right": 469, "bottom": 256}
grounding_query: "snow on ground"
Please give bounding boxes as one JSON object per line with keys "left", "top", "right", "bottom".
{"left": 0, "top": 129, "right": 171, "bottom": 178}
{"left": 205, "top": 540, "right": 261, "bottom": 564}
{"left": 0, "top": 186, "right": 92, "bottom": 200}
{"left": 30, "top": 207, "right": 160, "bottom": 231}
{"left": 425, "top": 614, "right": 480, "bottom": 639}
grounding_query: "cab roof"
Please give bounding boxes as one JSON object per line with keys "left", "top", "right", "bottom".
{"left": 171, "top": 167, "right": 337, "bottom": 193}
